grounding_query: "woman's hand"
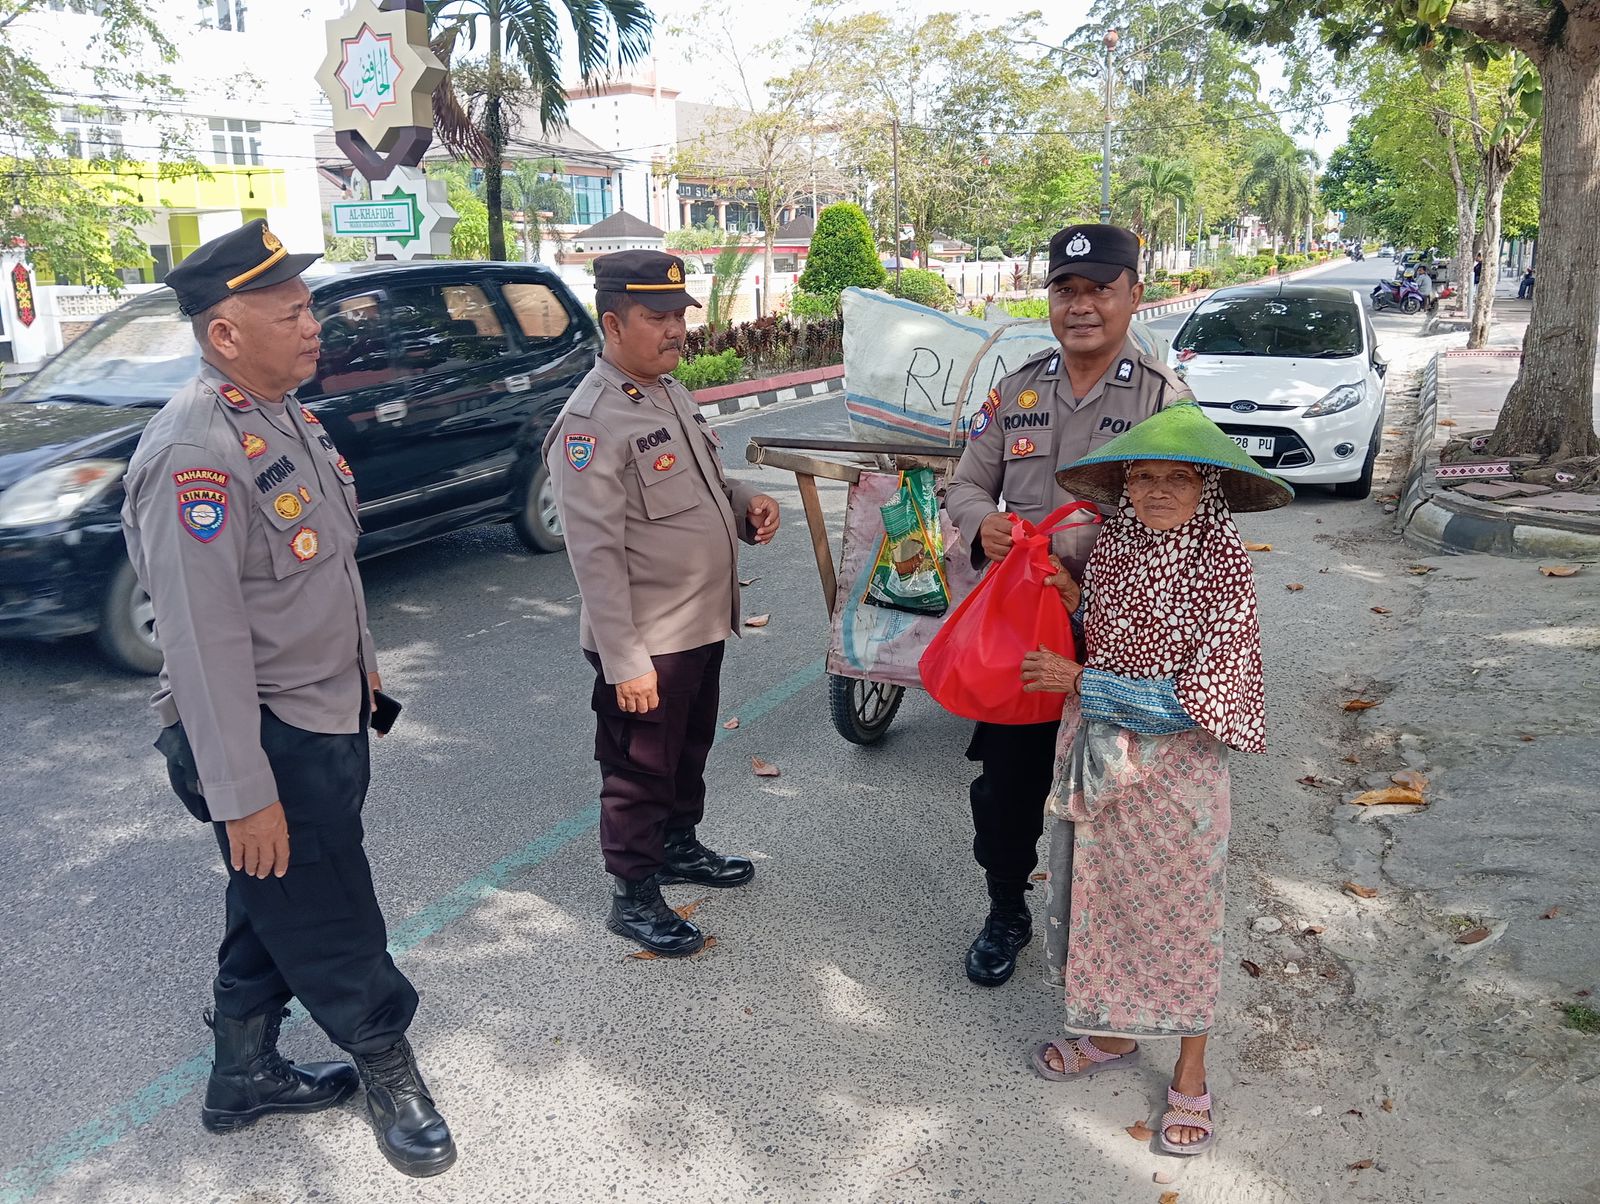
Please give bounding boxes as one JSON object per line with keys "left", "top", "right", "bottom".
{"left": 1021, "top": 645, "right": 1082, "bottom": 694}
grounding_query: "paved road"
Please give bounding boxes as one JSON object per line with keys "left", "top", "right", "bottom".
{"left": 8, "top": 265, "right": 1592, "bottom": 1204}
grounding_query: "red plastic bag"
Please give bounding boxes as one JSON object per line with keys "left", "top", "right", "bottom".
{"left": 918, "top": 502, "right": 1101, "bottom": 725}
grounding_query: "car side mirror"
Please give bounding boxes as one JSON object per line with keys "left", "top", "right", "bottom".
{"left": 1373, "top": 358, "right": 1388, "bottom": 378}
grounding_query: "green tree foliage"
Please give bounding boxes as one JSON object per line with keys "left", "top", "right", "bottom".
{"left": 1117, "top": 154, "right": 1194, "bottom": 270}
{"left": 887, "top": 267, "right": 957, "bottom": 312}
{"left": 1239, "top": 139, "right": 1318, "bottom": 250}
{"left": 0, "top": 0, "right": 186, "bottom": 287}
{"left": 428, "top": 166, "right": 514, "bottom": 260}
{"left": 798, "top": 203, "right": 887, "bottom": 296}
{"left": 665, "top": 219, "right": 727, "bottom": 253}
{"left": 429, "top": 0, "right": 653, "bottom": 260}
{"left": 501, "top": 158, "right": 572, "bottom": 262}
{"left": 707, "top": 243, "right": 757, "bottom": 331}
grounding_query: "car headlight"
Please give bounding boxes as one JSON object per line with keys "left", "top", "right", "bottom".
{"left": 0, "top": 460, "right": 126, "bottom": 528}
{"left": 1304, "top": 382, "right": 1365, "bottom": 418}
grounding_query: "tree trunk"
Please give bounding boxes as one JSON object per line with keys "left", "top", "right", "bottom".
{"left": 1431, "top": 97, "right": 1475, "bottom": 318}
{"left": 1487, "top": 37, "right": 1600, "bottom": 461}
{"left": 1468, "top": 157, "right": 1509, "bottom": 348}
{"left": 485, "top": 20, "right": 506, "bottom": 261}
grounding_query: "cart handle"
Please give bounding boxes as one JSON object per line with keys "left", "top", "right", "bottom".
{"left": 747, "top": 436, "right": 965, "bottom": 459}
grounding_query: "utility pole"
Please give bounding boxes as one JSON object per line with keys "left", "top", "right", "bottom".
{"left": 892, "top": 116, "right": 902, "bottom": 292}
{"left": 1100, "top": 29, "right": 1118, "bottom": 224}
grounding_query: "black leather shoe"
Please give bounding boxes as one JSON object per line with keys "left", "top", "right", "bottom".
{"left": 354, "top": 1038, "right": 457, "bottom": 1178}
{"left": 608, "top": 874, "right": 706, "bottom": 956}
{"left": 199, "top": 1008, "right": 358, "bottom": 1133}
{"left": 658, "top": 827, "right": 755, "bottom": 888}
{"left": 965, "top": 894, "right": 1032, "bottom": 987}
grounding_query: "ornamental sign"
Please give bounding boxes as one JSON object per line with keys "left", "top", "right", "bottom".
{"left": 331, "top": 198, "right": 420, "bottom": 239}
{"left": 368, "top": 166, "right": 457, "bottom": 260}
{"left": 315, "top": 0, "right": 443, "bottom": 152}
{"left": 11, "top": 263, "right": 35, "bottom": 328}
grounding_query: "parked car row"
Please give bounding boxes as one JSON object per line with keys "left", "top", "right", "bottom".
{"left": 0, "top": 261, "right": 598, "bottom": 672}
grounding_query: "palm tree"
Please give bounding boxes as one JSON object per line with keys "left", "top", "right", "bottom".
{"left": 503, "top": 158, "right": 574, "bottom": 262}
{"left": 1240, "top": 143, "right": 1319, "bottom": 253}
{"left": 1116, "top": 155, "right": 1193, "bottom": 274}
{"left": 429, "top": 0, "right": 653, "bottom": 261}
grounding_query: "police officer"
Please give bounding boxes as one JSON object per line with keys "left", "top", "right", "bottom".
{"left": 121, "top": 221, "right": 455, "bottom": 1178}
{"left": 944, "top": 224, "right": 1194, "bottom": 987}
{"left": 544, "top": 250, "right": 780, "bottom": 957}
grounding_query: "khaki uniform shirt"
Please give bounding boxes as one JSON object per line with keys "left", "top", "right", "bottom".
{"left": 946, "top": 336, "right": 1193, "bottom": 579}
{"left": 121, "top": 361, "right": 375, "bottom": 821}
{"left": 544, "top": 356, "right": 760, "bottom": 685}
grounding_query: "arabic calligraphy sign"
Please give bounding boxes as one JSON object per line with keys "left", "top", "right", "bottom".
{"left": 314, "top": 0, "right": 442, "bottom": 153}
{"left": 11, "top": 263, "right": 35, "bottom": 328}
{"left": 336, "top": 25, "right": 401, "bottom": 119}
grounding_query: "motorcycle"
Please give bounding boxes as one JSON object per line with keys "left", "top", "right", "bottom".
{"left": 1371, "top": 279, "right": 1425, "bottom": 315}
{"left": 1346, "top": 245, "right": 1365, "bottom": 260}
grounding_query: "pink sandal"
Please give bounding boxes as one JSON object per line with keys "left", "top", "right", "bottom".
{"left": 1158, "top": 1085, "right": 1217, "bottom": 1155}
{"left": 1030, "top": 1036, "right": 1141, "bottom": 1081}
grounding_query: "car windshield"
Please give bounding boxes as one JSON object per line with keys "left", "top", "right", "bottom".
{"left": 1174, "top": 295, "right": 1362, "bottom": 359}
{"left": 5, "top": 292, "right": 199, "bottom": 406}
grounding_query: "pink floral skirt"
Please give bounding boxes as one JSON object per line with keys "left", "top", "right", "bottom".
{"left": 1042, "top": 707, "right": 1230, "bottom": 1039}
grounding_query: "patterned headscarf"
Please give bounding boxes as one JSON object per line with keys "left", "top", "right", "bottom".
{"left": 1080, "top": 466, "right": 1266, "bottom": 753}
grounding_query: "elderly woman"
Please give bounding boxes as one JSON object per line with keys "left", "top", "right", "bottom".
{"left": 1017, "top": 401, "right": 1292, "bottom": 1156}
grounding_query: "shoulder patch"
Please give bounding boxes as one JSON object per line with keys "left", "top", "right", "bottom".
{"left": 1114, "top": 358, "right": 1134, "bottom": 382}
{"left": 565, "top": 433, "right": 597, "bottom": 471}
{"left": 969, "top": 405, "right": 992, "bottom": 441}
{"left": 177, "top": 486, "right": 228, "bottom": 542}
{"left": 172, "top": 467, "right": 229, "bottom": 489}
{"left": 618, "top": 380, "right": 645, "bottom": 403}
{"left": 216, "top": 383, "right": 251, "bottom": 411}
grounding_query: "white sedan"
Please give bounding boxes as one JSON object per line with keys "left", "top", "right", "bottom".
{"left": 1167, "top": 284, "right": 1388, "bottom": 498}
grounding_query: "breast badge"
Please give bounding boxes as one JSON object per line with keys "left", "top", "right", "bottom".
{"left": 290, "top": 527, "right": 319, "bottom": 562}
{"left": 241, "top": 432, "right": 268, "bottom": 459}
{"left": 298, "top": 485, "right": 312, "bottom": 503}
{"left": 1010, "top": 436, "right": 1037, "bottom": 457}
{"left": 274, "top": 492, "right": 303, "bottom": 520}
{"left": 653, "top": 453, "right": 676, "bottom": 472}
{"left": 1018, "top": 389, "right": 1039, "bottom": 409}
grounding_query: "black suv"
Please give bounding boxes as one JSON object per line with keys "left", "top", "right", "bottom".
{"left": 0, "top": 260, "right": 597, "bottom": 673}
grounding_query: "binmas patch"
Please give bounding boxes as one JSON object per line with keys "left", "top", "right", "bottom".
{"left": 290, "top": 527, "right": 319, "bottom": 562}
{"left": 177, "top": 487, "right": 228, "bottom": 542}
{"left": 969, "top": 405, "right": 992, "bottom": 441}
{"left": 565, "top": 433, "right": 597, "bottom": 471}
{"left": 653, "top": 453, "right": 676, "bottom": 472}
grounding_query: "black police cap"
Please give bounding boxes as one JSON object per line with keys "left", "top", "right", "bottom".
{"left": 593, "top": 249, "right": 701, "bottom": 311}
{"left": 165, "top": 219, "right": 321, "bottom": 316}
{"left": 1046, "top": 224, "right": 1141, "bottom": 286}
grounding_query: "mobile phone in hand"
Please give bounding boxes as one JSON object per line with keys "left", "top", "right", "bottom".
{"left": 371, "top": 689, "right": 402, "bottom": 735}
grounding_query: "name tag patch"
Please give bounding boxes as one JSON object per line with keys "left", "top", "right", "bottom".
{"left": 565, "top": 433, "right": 596, "bottom": 471}
{"left": 254, "top": 455, "right": 295, "bottom": 493}
{"left": 1003, "top": 411, "right": 1050, "bottom": 431}
{"left": 1097, "top": 415, "right": 1136, "bottom": 435}
{"left": 635, "top": 426, "right": 673, "bottom": 454}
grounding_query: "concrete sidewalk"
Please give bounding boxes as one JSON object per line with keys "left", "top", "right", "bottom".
{"left": 1399, "top": 297, "right": 1600, "bottom": 558}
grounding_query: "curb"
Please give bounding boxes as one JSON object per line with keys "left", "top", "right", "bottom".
{"left": 692, "top": 365, "right": 844, "bottom": 417}
{"left": 1399, "top": 351, "right": 1600, "bottom": 559}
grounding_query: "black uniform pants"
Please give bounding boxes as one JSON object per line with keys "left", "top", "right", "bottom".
{"left": 965, "top": 719, "right": 1061, "bottom": 889}
{"left": 586, "top": 641, "right": 724, "bottom": 881}
{"left": 160, "top": 707, "right": 417, "bottom": 1057}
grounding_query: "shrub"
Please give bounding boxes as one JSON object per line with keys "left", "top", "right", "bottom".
{"left": 998, "top": 297, "right": 1049, "bottom": 320}
{"left": 979, "top": 244, "right": 1003, "bottom": 260}
{"left": 1150, "top": 267, "right": 1169, "bottom": 282}
{"left": 799, "top": 202, "right": 887, "bottom": 295}
{"left": 886, "top": 267, "right": 957, "bottom": 311}
{"left": 788, "top": 288, "right": 840, "bottom": 319}
{"left": 1142, "top": 282, "right": 1178, "bottom": 302}
{"left": 683, "top": 315, "right": 844, "bottom": 378}
{"left": 674, "top": 349, "right": 745, "bottom": 391}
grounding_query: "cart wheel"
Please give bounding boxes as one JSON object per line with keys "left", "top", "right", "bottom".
{"left": 828, "top": 674, "right": 905, "bottom": 745}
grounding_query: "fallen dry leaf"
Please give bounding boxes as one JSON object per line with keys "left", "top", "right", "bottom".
{"left": 738, "top": 576, "right": 759, "bottom": 587}
{"left": 1577, "top": 989, "right": 1592, "bottom": 998}
{"left": 751, "top": 757, "right": 781, "bottom": 777}
{"left": 628, "top": 949, "right": 659, "bottom": 960}
{"left": 1126, "top": 1121, "right": 1155, "bottom": 1142}
{"left": 743, "top": 1006, "right": 753, "bottom": 1015}
{"left": 744, "top": 613, "right": 771, "bottom": 628}
{"left": 1153, "top": 1171, "right": 1177, "bottom": 1185}
{"left": 1455, "top": 926, "right": 1492, "bottom": 945}
{"left": 1240, "top": 959, "right": 1263, "bottom": 978}
{"left": 1322, "top": 967, "right": 1341, "bottom": 979}
{"left": 1159, "top": 1193, "right": 1180, "bottom": 1204}
{"left": 1342, "top": 754, "right": 1361, "bottom": 764}
{"left": 1293, "top": 1041, "right": 1313, "bottom": 1052}
{"left": 1439, "top": 418, "right": 1458, "bottom": 427}
{"left": 1343, "top": 881, "right": 1379, "bottom": 899}
{"left": 1381, "top": 1099, "right": 1395, "bottom": 1113}
{"left": 722, "top": 717, "right": 740, "bottom": 731}
{"left": 1541, "top": 906, "right": 1560, "bottom": 920}
{"left": 1538, "top": 564, "right": 1583, "bottom": 578}
{"left": 1407, "top": 564, "right": 1438, "bottom": 575}
{"left": 1244, "top": 542, "right": 1273, "bottom": 552}
{"left": 673, "top": 898, "right": 707, "bottom": 921}
{"left": 1286, "top": 582, "right": 1305, "bottom": 592}
{"left": 1342, "top": 698, "right": 1379, "bottom": 712}
{"left": 1350, "top": 786, "right": 1425, "bottom": 807}
{"left": 1390, "top": 769, "right": 1430, "bottom": 792}
{"left": 1297, "top": 774, "right": 1326, "bottom": 787}
{"left": 1348, "top": 1158, "right": 1375, "bottom": 1171}
{"left": 1519, "top": 734, "right": 1537, "bottom": 742}
{"left": 1346, "top": 1108, "right": 1364, "bottom": 1119}
{"left": 1303, "top": 924, "right": 1327, "bottom": 936}
{"left": 1371, "top": 606, "right": 1392, "bottom": 615}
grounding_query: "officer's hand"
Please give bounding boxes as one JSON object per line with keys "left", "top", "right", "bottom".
{"left": 368, "top": 670, "right": 383, "bottom": 736}
{"left": 1046, "top": 556, "right": 1081, "bottom": 612}
{"left": 747, "top": 494, "right": 780, "bottom": 544}
{"left": 616, "top": 670, "right": 660, "bottom": 714}
{"left": 226, "top": 802, "right": 290, "bottom": 879}
{"left": 979, "top": 511, "right": 1015, "bottom": 563}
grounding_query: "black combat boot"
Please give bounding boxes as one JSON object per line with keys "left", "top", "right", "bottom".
{"left": 199, "top": 1008, "right": 358, "bottom": 1133}
{"left": 964, "top": 877, "right": 1032, "bottom": 987}
{"left": 608, "top": 874, "right": 706, "bottom": 956}
{"left": 658, "top": 826, "right": 755, "bottom": 888}
{"left": 353, "top": 1037, "right": 457, "bottom": 1178}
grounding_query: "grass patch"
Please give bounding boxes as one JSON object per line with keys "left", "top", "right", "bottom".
{"left": 1560, "top": 1003, "right": 1600, "bottom": 1034}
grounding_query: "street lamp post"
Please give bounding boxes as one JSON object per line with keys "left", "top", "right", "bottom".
{"left": 1100, "top": 29, "right": 1118, "bottom": 224}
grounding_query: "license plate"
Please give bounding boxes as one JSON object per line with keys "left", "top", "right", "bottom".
{"left": 1231, "top": 434, "right": 1276, "bottom": 458}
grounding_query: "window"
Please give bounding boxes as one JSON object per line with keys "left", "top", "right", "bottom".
{"left": 387, "top": 282, "right": 512, "bottom": 378}
{"left": 209, "top": 117, "right": 262, "bottom": 166}
{"left": 1174, "top": 296, "right": 1362, "bottom": 360}
{"left": 58, "top": 105, "right": 124, "bottom": 160}
{"left": 303, "top": 292, "right": 394, "bottom": 397}
{"left": 200, "top": 0, "right": 247, "bottom": 30}
{"left": 540, "top": 171, "right": 612, "bottom": 226}
{"left": 502, "top": 283, "right": 572, "bottom": 341}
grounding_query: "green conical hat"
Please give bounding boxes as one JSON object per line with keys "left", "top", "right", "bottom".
{"left": 1055, "top": 400, "right": 1294, "bottom": 513}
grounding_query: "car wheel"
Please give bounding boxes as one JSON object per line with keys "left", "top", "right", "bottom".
{"left": 1332, "top": 423, "right": 1381, "bottom": 500}
{"left": 511, "top": 454, "right": 564, "bottom": 553}
{"left": 96, "top": 557, "right": 163, "bottom": 675}
{"left": 1401, "top": 296, "right": 1422, "bottom": 315}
